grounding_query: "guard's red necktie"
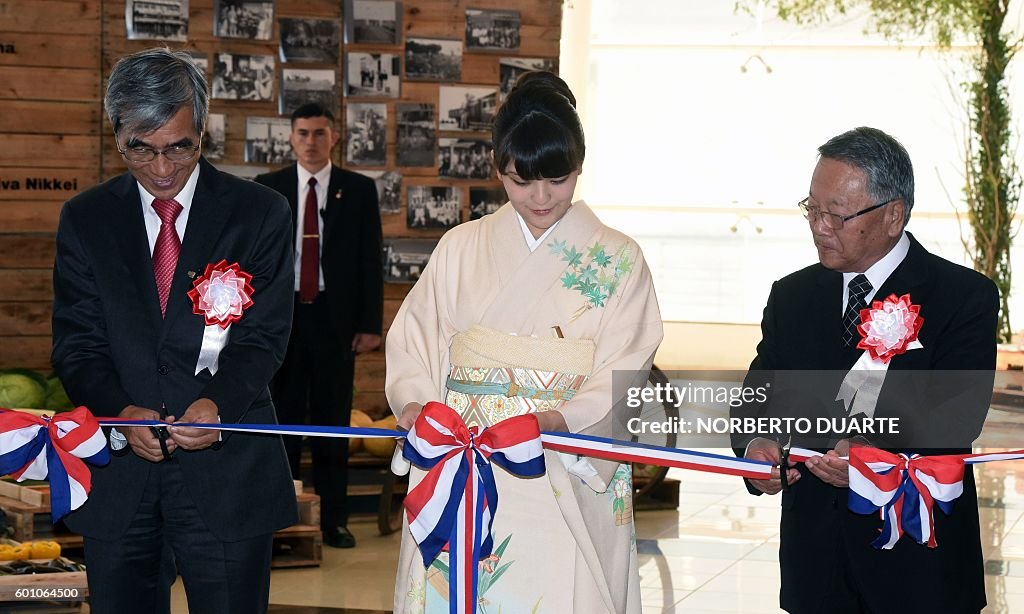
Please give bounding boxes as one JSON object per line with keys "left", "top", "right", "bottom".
{"left": 152, "top": 198, "right": 183, "bottom": 317}
{"left": 299, "top": 177, "right": 320, "bottom": 303}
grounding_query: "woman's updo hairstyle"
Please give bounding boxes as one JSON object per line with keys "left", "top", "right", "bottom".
{"left": 491, "top": 71, "right": 585, "bottom": 181}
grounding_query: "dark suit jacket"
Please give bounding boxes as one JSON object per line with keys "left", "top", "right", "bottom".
{"left": 254, "top": 164, "right": 383, "bottom": 343}
{"left": 740, "top": 233, "right": 998, "bottom": 613}
{"left": 51, "top": 158, "right": 299, "bottom": 541}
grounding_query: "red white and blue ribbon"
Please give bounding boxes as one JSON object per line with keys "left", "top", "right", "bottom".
{"left": 790, "top": 446, "right": 1024, "bottom": 550}
{"left": 846, "top": 448, "right": 965, "bottom": 549}
{"left": 401, "top": 402, "right": 545, "bottom": 614}
{"left": 0, "top": 407, "right": 109, "bottom": 522}
{"left": 16, "top": 404, "right": 1024, "bottom": 592}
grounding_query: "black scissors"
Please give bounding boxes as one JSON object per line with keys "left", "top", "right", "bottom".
{"left": 777, "top": 434, "right": 792, "bottom": 492}
{"left": 150, "top": 426, "right": 172, "bottom": 461}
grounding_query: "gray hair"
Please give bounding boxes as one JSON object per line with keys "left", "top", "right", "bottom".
{"left": 818, "top": 127, "right": 915, "bottom": 225}
{"left": 105, "top": 48, "right": 209, "bottom": 138}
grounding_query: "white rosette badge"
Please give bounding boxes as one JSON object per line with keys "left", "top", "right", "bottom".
{"left": 837, "top": 293, "right": 924, "bottom": 418}
{"left": 187, "top": 260, "right": 254, "bottom": 375}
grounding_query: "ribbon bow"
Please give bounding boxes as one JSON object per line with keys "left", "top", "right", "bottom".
{"left": 402, "top": 402, "right": 545, "bottom": 614}
{"left": 847, "top": 447, "right": 964, "bottom": 549}
{"left": 0, "top": 407, "right": 110, "bottom": 522}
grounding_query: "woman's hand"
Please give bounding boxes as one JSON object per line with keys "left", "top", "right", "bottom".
{"left": 534, "top": 410, "right": 568, "bottom": 433}
{"left": 397, "top": 402, "right": 424, "bottom": 432}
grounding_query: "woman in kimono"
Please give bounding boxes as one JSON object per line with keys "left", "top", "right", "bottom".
{"left": 386, "top": 72, "right": 663, "bottom": 614}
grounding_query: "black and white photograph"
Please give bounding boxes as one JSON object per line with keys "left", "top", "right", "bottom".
{"left": 465, "top": 9, "right": 520, "bottom": 51}
{"left": 187, "top": 51, "right": 209, "bottom": 76}
{"left": 362, "top": 170, "right": 402, "bottom": 214}
{"left": 280, "top": 68, "right": 336, "bottom": 116}
{"left": 346, "top": 53, "right": 400, "bottom": 98}
{"left": 244, "top": 116, "right": 294, "bottom": 164}
{"left": 469, "top": 186, "right": 507, "bottom": 220}
{"left": 500, "top": 57, "right": 557, "bottom": 99}
{"left": 396, "top": 103, "right": 435, "bottom": 167}
{"left": 345, "top": 0, "right": 401, "bottom": 45}
{"left": 214, "top": 0, "right": 274, "bottom": 40}
{"left": 279, "top": 18, "right": 340, "bottom": 63}
{"left": 203, "top": 113, "right": 226, "bottom": 160}
{"left": 346, "top": 103, "right": 387, "bottom": 166}
{"left": 211, "top": 53, "right": 275, "bottom": 101}
{"left": 438, "top": 138, "right": 492, "bottom": 179}
{"left": 406, "top": 185, "right": 461, "bottom": 229}
{"left": 126, "top": 0, "right": 189, "bottom": 41}
{"left": 404, "top": 37, "right": 462, "bottom": 82}
{"left": 382, "top": 238, "right": 437, "bottom": 283}
{"left": 438, "top": 86, "right": 498, "bottom": 131}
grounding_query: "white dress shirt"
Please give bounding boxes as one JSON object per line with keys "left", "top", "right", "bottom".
{"left": 138, "top": 164, "right": 200, "bottom": 254}
{"left": 841, "top": 232, "right": 911, "bottom": 312}
{"left": 295, "top": 163, "right": 332, "bottom": 292}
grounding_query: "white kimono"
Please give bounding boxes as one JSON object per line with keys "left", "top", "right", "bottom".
{"left": 386, "top": 202, "right": 663, "bottom": 614}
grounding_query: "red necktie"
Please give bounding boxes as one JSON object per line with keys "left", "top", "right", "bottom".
{"left": 299, "top": 177, "right": 320, "bottom": 303}
{"left": 152, "top": 198, "right": 183, "bottom": 317}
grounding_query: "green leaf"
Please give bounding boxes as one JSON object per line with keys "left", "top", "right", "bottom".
{"left": 486, "top": 561, "right": 514, "bottom": 588}
{"left": 547, "top": 239, "right": 566, "bottom": 255}
{"left": 493, "top": 534, "right": 512, "bottom": 558}
{"left": 563, "top": 246, "right": 583, "bottom": 267}
{"left": 561, "top": 271, "right": 579, "bottom": 289}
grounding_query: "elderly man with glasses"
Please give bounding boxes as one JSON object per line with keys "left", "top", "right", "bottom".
{"left": 51, "top": 47, "right": 298, "bottom": 614}
{"left": 734, "top": 127, "right": 998, "bottom": 613}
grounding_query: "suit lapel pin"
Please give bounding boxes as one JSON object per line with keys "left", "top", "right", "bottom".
{"left": 187, "top": 271, "right": 197, "bottom": 279}
{"left": 335, "top": 189, "right": 343, "bottom": 200}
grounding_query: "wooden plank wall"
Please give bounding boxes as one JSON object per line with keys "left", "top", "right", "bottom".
{"left": 0, "top": 0, "right": 102, "bottom": 370}
{"left": 1, "top": 0, "right": 562, "bottom": 418}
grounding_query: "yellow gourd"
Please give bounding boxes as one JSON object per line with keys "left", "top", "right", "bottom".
{"left": 29, "top": 540, "right": 61, "bottom": 559}
{"left": 350, "top": 410, "right": 373, "bottom": 427}
{"left": 364, "top": 416, "right": 399, "bottom": 457}
{"left": 0, "top": 545, "right": 15, "bottom": 561}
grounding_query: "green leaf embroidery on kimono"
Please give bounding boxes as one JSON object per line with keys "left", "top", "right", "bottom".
{"left": 586, "top": 289, "right": 607, "bottom": 308}
{"left": 478, "top": 533, "right": 515, "bottom": 600}
{"left": 563, "top": 246, "right": 583, "bottom": 267}
{"left": 555, "top": 241, "right": 632, "bottom": 311}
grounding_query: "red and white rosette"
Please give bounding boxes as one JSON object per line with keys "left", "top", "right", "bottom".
{"left": 187, "top": 260, "right": 254, "bottom": 375}
{"left": 837, "top": 293, "right": 924, "bottom": 418}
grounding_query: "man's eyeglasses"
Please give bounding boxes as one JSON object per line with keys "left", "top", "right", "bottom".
{"left": 116, "top": 135, "right": 202, "bottom": 164}
{"left": 798, "top": 197, "right": 896, "bottom": 230}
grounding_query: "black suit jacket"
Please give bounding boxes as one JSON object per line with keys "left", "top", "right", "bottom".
{"left": 51, "top": 158, "right": 299, "bottom": 541}
{"left": 254, "top": 164, "right": 383, "bottom": 343}
{"left": 741, "top": 233, "right": 998, "bottom": 612}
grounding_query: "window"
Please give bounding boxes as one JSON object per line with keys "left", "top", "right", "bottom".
{"left": 562, "top": 0, "right": 1024, "bottom": 327}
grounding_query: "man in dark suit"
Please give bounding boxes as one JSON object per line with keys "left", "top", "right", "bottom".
{"left": 255, "top": 103, "right": 384, "bottom": 549}
{"left": 51, "top": 48, "right": 297, "bottom": 614}
{"left": 736, "top": 127, "right": 998, "bottom": 613}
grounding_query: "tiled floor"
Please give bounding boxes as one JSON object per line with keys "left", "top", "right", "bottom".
{"left": 161, "top": 406, "right": 1024, "bottom": 613}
